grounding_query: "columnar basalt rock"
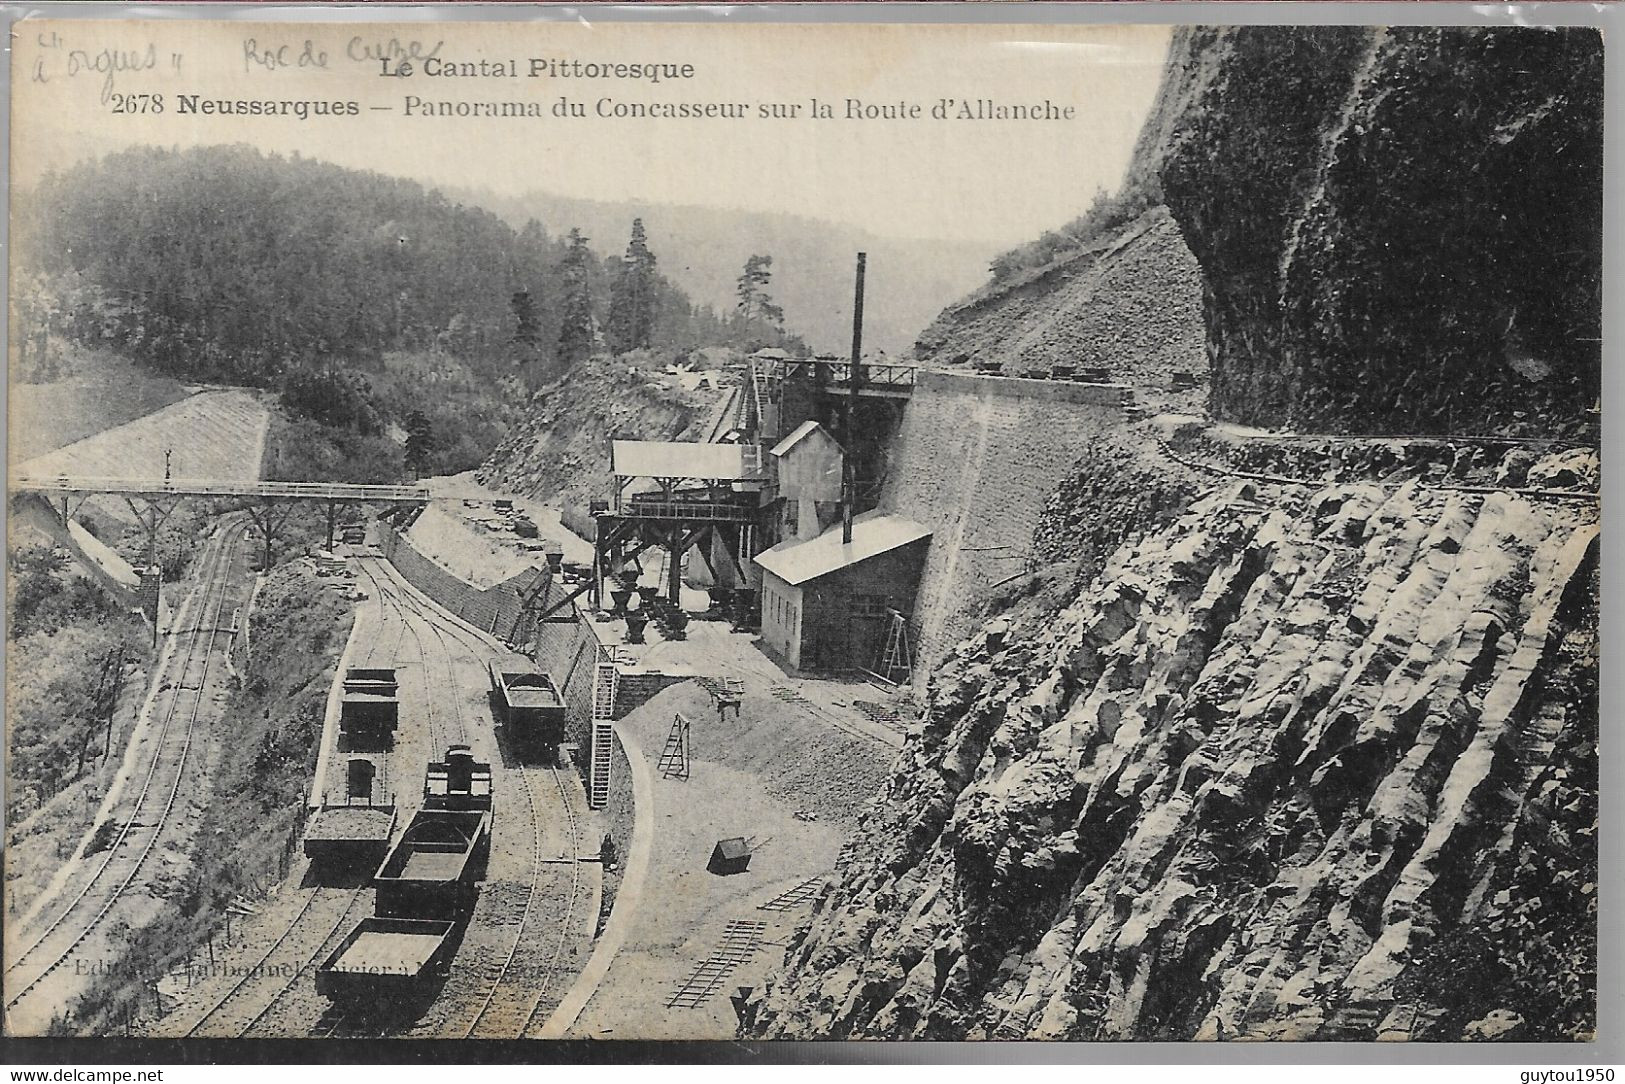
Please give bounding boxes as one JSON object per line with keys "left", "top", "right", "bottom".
{"left": 751, "top": 459, "right": 1597, "bottom": 1040}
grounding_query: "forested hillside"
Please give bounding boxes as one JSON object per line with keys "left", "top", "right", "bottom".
{"left": 11, "top": 145, "right": 811, "bottom": 478}
{"left": 449, "top": 187, "right": 996, "bottom": 356}
{"left": 13, "top": 145, "right": 784, "bottom": 385}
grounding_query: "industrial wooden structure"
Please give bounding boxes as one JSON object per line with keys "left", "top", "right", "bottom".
{"left": 591, "top": 439, "right": 762, "bottom": 607}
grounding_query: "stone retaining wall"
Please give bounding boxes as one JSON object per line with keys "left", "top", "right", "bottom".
{"left": 879, "top": 371, "right": 1130, "bottom": 684}
{"left": 377, "top": 519, "right": 609, "bottom": 774}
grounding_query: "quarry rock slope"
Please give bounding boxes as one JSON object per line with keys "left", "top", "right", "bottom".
{"left": 752, "top": 469, "right": 1597, "bottom": 1040}
{"left": 913, "top": 207, "right": 1205, "bottom": 387}
{"left": 477, "top": 354, "right": 733, "bottom": 532}
{"left": 911, "top": 27, "right": 1214, "bottom": 386}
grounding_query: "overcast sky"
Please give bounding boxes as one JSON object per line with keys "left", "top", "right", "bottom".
{"left": 14, "top": 20, "right": 1170, "bottom": 246}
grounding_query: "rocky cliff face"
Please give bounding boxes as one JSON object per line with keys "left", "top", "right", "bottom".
{"left": 1160, "top": 26, "right": 1603, "bottom": 435}
{"left": 752, "top": 456, "right": 1597, "bottom": 1040}
{"left": 748, "top": 25, "right": 1601, "bottom": 1044}
{"left": 477, "top": 353, "right": 732, "bottom": 531}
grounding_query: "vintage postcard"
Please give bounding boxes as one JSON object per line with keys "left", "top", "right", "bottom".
{"left": 3, "top": 9, "right": 1603, "bottom": 1048}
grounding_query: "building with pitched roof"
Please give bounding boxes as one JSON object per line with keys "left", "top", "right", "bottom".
{"left": 753, "top": 510, "right": 931, "bottom": 672}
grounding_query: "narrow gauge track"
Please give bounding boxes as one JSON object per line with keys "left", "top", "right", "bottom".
{"left": 463, "top": 763, "right": 584, "bottom": 1039}
{"left": 353, "top": 559, "right": 468, "bottom": 751}
{"left": 354, "top": 555, "right": 589, "bottom": 1039}
{"left": 170, "top": 561, "right": 408, "bottom": 1039}
{"left": 177, "top": 886, "right": 368, "bottom": 1038}
{"left": 4, "top": 518, "right": 251, "bottom": 1020}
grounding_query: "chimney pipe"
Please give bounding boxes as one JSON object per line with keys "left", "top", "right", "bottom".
{"left": 843, "top": 252, "right": 866, "bottom": 545}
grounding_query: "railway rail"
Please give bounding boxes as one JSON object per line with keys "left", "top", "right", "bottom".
{"left": 463, "top": 762, "right": 585, "bottom": 1039}
{"left": 144, "top": 550, "right": 591, "bottom": 1039}
{"left": 165, "top": 560, "right": 446, "bottom": 1039}
{"left": 355, "top": 557, "right": 589, "bottom": 1040}
{"left": 4, "top": 518, "right": 251, "bottom": 1027}
{"left": 175, "top": 886, "right": 369, "bottom": 1038}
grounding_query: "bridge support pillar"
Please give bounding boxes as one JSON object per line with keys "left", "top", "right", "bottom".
{"left": 322, "top": 499, "right": 359, "bottom": 551}
{"left": 122, "top": 495, "right": 182, "bottom": 569}
{"left": 667, "top": 524, "right": 683, "bottom": 606}
{"left": 138, "top": 565, "right": 163, "bottom": 643}
{"left": 55, "top": 493, "right": 91, "bottom": 526}
{"left": 244, "top": 499, "right": 295, "bottom": 571}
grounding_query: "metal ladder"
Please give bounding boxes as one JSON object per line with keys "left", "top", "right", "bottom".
{"left": 874, "top": 609, "right": 913, "bottom": 684}
{"left": 589, "top": 660, "right": 618, "bottom": 808}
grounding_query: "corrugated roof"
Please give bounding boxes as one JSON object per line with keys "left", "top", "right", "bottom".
{"left": 612, "top": 440, "right": 757, "bottom": 481}
{"left": 753, "top": 511, "right": 931, "bottom": 586}
{"left": 769, "top": 420, "right": 836, "bottom": 458}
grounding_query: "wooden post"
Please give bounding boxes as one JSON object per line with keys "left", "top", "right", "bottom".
{"left": 667, "top": 524, "right": 682, "bottom": 606}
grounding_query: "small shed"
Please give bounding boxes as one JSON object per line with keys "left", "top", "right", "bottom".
{"left": 708, "top": 837, "right": 753, "bottom": 876}
{"left": 753, "top": 511, "right": 931, "bottom": 673}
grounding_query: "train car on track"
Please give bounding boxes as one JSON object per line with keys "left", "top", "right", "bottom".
{"left": 314, "top": 916, "right": 460, "bottom": 1000}
{"left": 340, "top": 668, "right": 399, "bottom": 750}
{"left": 304, "top": 801, "right": 398, "bottom": 877}
{"left": 488, "top": 661, "right": 566, "bottom": 764}
{"left": 374, "top": 746, "right": 492, "bottom": 922}
{"left": 318, "top": 748, "right": 494, "bottom": 1003}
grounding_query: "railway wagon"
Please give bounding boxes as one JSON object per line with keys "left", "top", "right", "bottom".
{"left": 374, "top": 746, "right": 492, "bottom": 922}
{"left": 314, "top": 916, "right": 459, "bottom": 1000}
{"left": 304, "top": 803, "right": 397, "bottom": 876}
{"left": 372, "top": 807, "right": 491, "bottom": 922}
{"left": 340, "top": 668, "right": 399, "bottom": 748}
{"left": 488, "top": 661, "right": 566, "bottom": 763}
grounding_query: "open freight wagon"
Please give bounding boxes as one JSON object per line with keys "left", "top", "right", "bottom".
{"left": 316, "top": 747, "right": 493, "bottom": 1002}
{"left": 314, "top": 917, "right": 460, "bottom": 1000}
{"left": 488, "top": 660, "right": 566, "bottom": 764}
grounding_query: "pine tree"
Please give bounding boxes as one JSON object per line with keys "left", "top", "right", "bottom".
{"left": 556, "top": 228, "right": 596, "bottom": 366}
{"left": 510, "top": 290, "right": 541, "bottom": 353}
{"left": 607, "top": 218, "right": 659, "bottom": 355}
{"left": 735, "top": 254, "right": 784, "bottom": 341}
{"left": 404, "top": 410, "right": 434, "bottom": 477}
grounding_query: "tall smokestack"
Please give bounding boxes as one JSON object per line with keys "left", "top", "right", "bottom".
{"left": 843, "top": 252, "right": 866, "bottom": 545}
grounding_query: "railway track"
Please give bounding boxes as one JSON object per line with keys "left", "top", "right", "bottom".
{"left": 162, "top": 559, "right": 446, "bottom": 1039}
{"left": 4, "top": 518, "right": 251, "bottom": 1028}
{"left": 354, "top": 558, "right": 469, "bottom": 750}
{"left": 464, "top": 763, "right": 585, "bottom": 1039}
{"left": 175, "top": 885, "right": 369, "bottom": 1038}
{"left": 353, "top": 557, "right": 591, "bottom": 1040}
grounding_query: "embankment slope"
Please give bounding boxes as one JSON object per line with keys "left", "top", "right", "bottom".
{"left": 477, "top": 355, "right": 732, "bottom": 534}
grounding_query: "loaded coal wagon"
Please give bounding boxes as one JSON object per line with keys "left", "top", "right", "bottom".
{"left": 340, "top": 668, "right": 399, "bottom": 751}
{"left": 488, "top": 660, "right": 566, "bottom": 764}
{"left": 316, "top": 747, "right": 492, "bottom": 1002}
